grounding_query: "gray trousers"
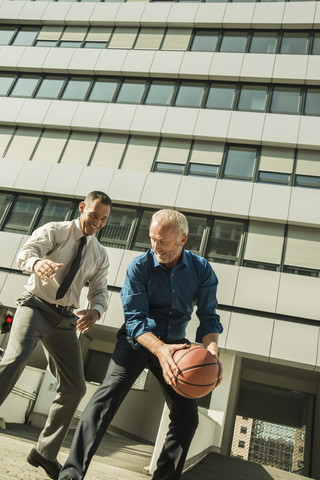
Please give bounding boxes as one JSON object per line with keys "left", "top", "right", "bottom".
{"left": 0, "top": 292, "right": 86, "bottom": 461}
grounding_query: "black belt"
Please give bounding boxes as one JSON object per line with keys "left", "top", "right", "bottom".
{"left": 39, "top": 298, "right": 74, "bottom": 314}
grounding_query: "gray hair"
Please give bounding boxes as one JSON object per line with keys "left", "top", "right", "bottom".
{"left": 151, "top": 209, "right": 189, "bottom": 236}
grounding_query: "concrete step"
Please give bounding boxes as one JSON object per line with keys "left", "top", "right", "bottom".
{"left": 182, "top": 452, "right": 314, "bottom": 480}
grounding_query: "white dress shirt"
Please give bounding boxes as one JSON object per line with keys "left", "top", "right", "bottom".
{"left": 17, "top": 218, "right": 109, "bottom": 317}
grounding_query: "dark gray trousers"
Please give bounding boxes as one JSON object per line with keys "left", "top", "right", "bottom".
{"left": 59, "top": 329, "right": 199, "bottom": 480}
{"left": 0, "top": 292, "right": 86, "bottom": 460}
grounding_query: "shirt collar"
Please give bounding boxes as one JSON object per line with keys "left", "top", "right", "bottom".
{"left": 151, "top": 248, "right": 189, "bottom": 270}
{"left": 75, "top": 218, "right": 93, "bottom": 244}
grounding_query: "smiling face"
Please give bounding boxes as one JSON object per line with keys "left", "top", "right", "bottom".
{"left": 149, "top": 221, "right": 187, "bottom": 270}
{"left": 79, "top": 199, "right": 111, "bottom": 236}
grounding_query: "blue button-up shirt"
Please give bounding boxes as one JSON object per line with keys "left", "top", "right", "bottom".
{"left": 120, "top": 249, "right": 223, "bottom": 347}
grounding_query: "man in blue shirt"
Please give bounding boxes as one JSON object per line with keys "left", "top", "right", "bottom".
{"left": 59, "top": 209, "right": 223, "bottom": 480}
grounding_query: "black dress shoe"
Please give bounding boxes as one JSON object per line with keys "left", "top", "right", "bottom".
{"left": 59, "top": 476, "right": 73, "bottom": 480}
{"left": 27, "top": 447, "right": 62, "bottom": 480}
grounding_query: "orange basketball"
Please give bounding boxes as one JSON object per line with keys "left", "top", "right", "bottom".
{"left": 172, "top": 345, "right": 219, "bottom": 399}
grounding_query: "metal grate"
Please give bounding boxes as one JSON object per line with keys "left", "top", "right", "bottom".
{"left": 231, "top": 381, "right": 314, "bottom": 476}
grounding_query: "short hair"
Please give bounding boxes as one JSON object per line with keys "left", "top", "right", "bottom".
{"left": 151, "top": 209, "right": 188, "bottom": 236}
{"left": 85, "top": 191, "right": 112, "bottom": 208}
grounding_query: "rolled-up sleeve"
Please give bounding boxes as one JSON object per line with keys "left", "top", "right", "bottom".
{"left": 87, "top": 250, "right": 109, "bottom": 316}
{"left": 17, "top": 225, "right": 56, "bottom": 273}
{"left": 195, "top": 264, "right": 223, "bottom": 343}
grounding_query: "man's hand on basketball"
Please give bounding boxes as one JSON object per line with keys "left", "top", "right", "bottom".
{"left": 76, "top": 309, "right": 100, "bottom": 334}
{"left": 34, "top": 259, "right": 64, "bottom": 282}
{"left": 157, "top": 343, "right": 188, "bottom": 386}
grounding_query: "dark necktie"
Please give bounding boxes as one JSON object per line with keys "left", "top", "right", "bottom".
{"left": 55, "top": 236, "right": 86, "bottom": 300}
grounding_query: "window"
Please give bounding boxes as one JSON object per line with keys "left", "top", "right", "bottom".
{"left": 244, "top": 221, "right": 285, "bottom": 267}
{"left": 36, "top": 25, "right": 63, "bottom": 44}
{"left": 219, "top": 32, "right": 247, "bottom": 53}
{"left": 312, "top": 33, "right": 320, "bottom": 54}
{"left": 295, "top": 175, "right": 320, "bottom": 188}
{"left": 0, "top": 74, "right": 15, "bottom": 96}
{"left": 249, "top": 32, "right": 277, "bottom": 54}
{"left": 285, "top": 226, "right": 320, "bottom": 271}
{"left": 32, "top": 130, "right": 69, "bottom": 163}
{"left": 60, "top": 132, "right": 98, "bottom": 166}
{"left": 270, "top": 87, "right": 301, "bottom": 114}
{"left": 115, "top": 80, "right": 146, "bottom": 104}
{"left": 88, "top": 78, "right": 118, "bottom": 102}
{"left": 154, "top": 162, "right": 185, "bottom": 175}
{"left": 206, "top": 84, "right": 236, "bottom": 110}
{"left": 144, "top": 81, "right": 175, "bottom": 106}
{"left": 191, "top": 30, "right": 218, "bottom": 52}
{"left": 258, "top": 171, "right": 290, "bottom": 184}
{"left": 132, "top": 210, "right": 156, "bottom": 252}
{"left": 35, "top": 76, "right": 65, "bottom": 99}
{"left": 59, "top": 41, "right": 82, "bottom": 48}
{"left": 90, "top": 133, "right": 128, "bottom": 168}
{"left": 175, "top": 83, "right": 205, "bottom": 108}
{"left": 121, "top": 136, "right": 159, "bottom": 172}
{"left": 155, "top": 138, "right": 191, "bottom": 173}
{"left": 61, "top": 77, "right": 91, "bottom": 101}
{"left": 99, "top": 207, "right": 136, "bottom": 249}
{"left": 12, "top": 27, "right": 39, "bottom": 46}
{"left": 134, "top": 27, "right": 165, "bottom": 50}
{"left": 223, "top": 146, "right": 257, "bottom": 180}
{"left": 0, "top": 126, "right": 15, "bottom": 157}
{"left": 280, "top": 32, "right": 309, "bottom": 54}
{"left": 5, "top": 127, "right": 41, "bottom": 161}
{"left": 237, "top": 85, "right": 268, "bottom": 112}
{"left": 188, "top": 164, "right": 218, "bottom": 177}
{"left": 0, "top": 26, "right": 16, "bottom": 45}
{"left": 206, "top": 219, "right": 245, "bottom": 264}
{"left": 304, "top": 88, "right": 320, "bottom": 116}
{"left": 108, "top": 27, "right": 138, "bottom": 49}
{"left": 161, "top": 28, "right": 192, "bottom": 51}
{"left": 84, "top": 26, "right": 112, "bottom": 48}
{"left": 184, "top": 215, "right": 207, "bottom": 255}
{"left": 9, "top": 76, "right": 39, "bottom": 98}
{"left": 0, "top": 193, "right": 12, "bottom": 226}
{"left": 59, "top": 26, "right": 87, "bottom": 47}
{"left": 258, "top": 146, "right": 294, "bottom": 184}
{"left": 188, "top": 140, "right": 224, "bottom": 177}
{"left": 36, "top": 199, "right": 73, "bottom": 229}
{"left": 2, "top": 196, "right": 42, "bottom": 234}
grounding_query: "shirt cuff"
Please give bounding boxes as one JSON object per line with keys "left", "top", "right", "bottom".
{"left": 91, "top": 304, "right": 104, "bottom": 318}
{"left": 23, "top": 256, "right": 42, "bottom": 274}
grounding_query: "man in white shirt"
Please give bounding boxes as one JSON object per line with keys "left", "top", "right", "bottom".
{"left": 0, "top": 190, "right": 111, "bottom": 480}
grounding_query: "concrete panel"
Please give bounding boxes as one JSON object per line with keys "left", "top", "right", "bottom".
{"left": 41, "top": 2, "right": 71, "bottom": 24}
{"left": 15, "top": 98, "right": 52, "bottom": 127}
{"left": 0, "top": 0, "right": 25, "bottom": 21}
{"left": 42, "top": 48, "right": 76, "bottom": 73}
{"left": 272, "top": 55, "right": 308, "bottom": 84}
{"left": 288, "top": 187, "right": 320, "bottom": 227}
{"left": 89, "top": 2, "right": 120, "bottom": 25}
{"left": 43, "top": 100, "right": 79, "bottom": 128}
{"left": 18, "top": 1, "right": 47, "bottom": 22}
{"left": 249, "top": 183, "right": 291, "bottom": 223}
{"left": 215, "top": 309, "right": 231, "bottom": 352}
{"left": 108, "top": 169, "right": 147, "bottom": 206}
{"left": 166, "top": 3, "right": 199, "bottom": 27}
{"left": 226, "top": 311, "right": 273, "bottom": 360}
{"left": 262, "top": 114, "right": 300, "bottom": 147}
{"left": 14, "top": 161, "right": 53, "bottom": 194}
{"left": 252, "top": 2, "right": 285, "bottom": 28}
{"left": 130, "top": 105, "right": 167, "bottom": 136}
{"left": 18, "top": 46, "right": 50, "bottom": 71}
{"left": 0, "top": 271, "right": 8, "bottom": 295}
{"left": 68, "top": 48, "right": 101, "bottom": 74}
{"left": 140, "top": 2, "right": 172, "bottom": 26}
{"left": 150, "top": 51, "right": 184, "bottom": 79}
{"left": 211, "top": 262, "right": 239, "bottom": 307}
{"left": 306, "top": 56, "right": 320, "bottom": 85}
{"left": 0, "top": 45, "right": 25, "bottom": 70}
{"left": 194, "top": 109, "right": 231, "bottom": 142}
{"left": 240, "top": 54, "right": 275, "bottom": 83}
{"left": 179, "top": 52, "right": 214, "bottom": 80}
{"left": 122, "top": 49, "right": 156, "bottom": 77}
{"left": 209, "top": 52, "right": 244, "bottom": 81}
{"left": 270, "top": 320, "right": 318, "bottom": 370}
{"left": 71, "top": 102, "right": 108, "bottom": 131}
{"left": 0, "top": 272, "right": 28, "bottom": 307}
{"left": 0, "top": 158, "right": 23, "bottom": 190}
{"left": 74, "top": 166, "right": 115, "bottom": 198}
{"left": 104, "top": 291, "right": 124, "bottom": 330}
{"left": 65, "top": 2, "right": 95, "bottom": 24}
{"left": 222, "top": 3, "right": 255, "bottom": 28}
{"left": 99, "top": 103, "right": 137, "bottom": 134}
{"left": 114, "top": 250, "right": 145, "bottom": 289}
{"left": 297, "top": 116, "right": 320, "bottom": 149}
{"left": 314, "top": 1, "right": 320, "bottom": 28}
{"left": 282, "top": 1, "right": 316, "bottom": 28}
{"left": 0, "top": 232, "right": 23, "bottom": 269}
{"left": 94, "top": 49, "right": 128, "bottom": 75}
{"left": 175, "top": 176, "right": 216, "bottom": 215}
{"left": 161, "top": 107, "right": 199, "bottom": 138}
{"left": 43, "top": 163, "right": 83, "bottom": 197}
{"left": 103, "top": 247, "right": 124, "bottom": 287}
{"left": 140, "top": 172, "right": 181, "bottom": 208}
{"left": 211, "top": 179, "right": 253, "bottom": 218}
{"left": 276, "top": 273, "right": 320, "bottom": 321}
{"left": 0, "top": 97, "right": 23, "bottom": 123}
{"left": 234, "top": 268, "right": 280, "bottom": 313}
{"left": 114, "top": 2, "right": 146, "bottom": 24}
{"left": 227, "top": 111, "right": 265, "bottom": 144}
{"left": 194, "top": 3, "right": 227, "bottom": 28}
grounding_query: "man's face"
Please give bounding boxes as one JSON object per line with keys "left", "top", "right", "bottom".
{"left": 149, "top": 221, "right": 187, "bottom": 270}
{"left": 79, "top": 199, "right": 111, "bottom": 236}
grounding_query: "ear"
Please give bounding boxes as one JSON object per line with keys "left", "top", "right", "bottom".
{"left": 79, "top": 201, "right": 86, "bottom": 214}
{"left": 180, "top": 233, "right": 187, "bottom": 247}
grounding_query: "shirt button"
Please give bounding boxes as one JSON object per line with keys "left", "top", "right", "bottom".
{"left": 171, "top": 274, "right": 174, "bottom": 277}
{"left": 172, "top": 305, "right": 176, "bottom": 309}
{"left": 172, "top": 289, "right": 175, "bottom": 293}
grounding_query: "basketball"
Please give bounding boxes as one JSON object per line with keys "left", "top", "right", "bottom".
{"left": 172, "top": 345, "right": 219, "bottom": 399}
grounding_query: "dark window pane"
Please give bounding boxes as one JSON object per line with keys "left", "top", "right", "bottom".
{"left": 191, "top": 31, "right": 218, "bottom": 52}
{"left": 154, "top": 162, "right": 184, "bottom": 174}
{"left": 83, "top": 42, "right": 107, "bottom": 49}
{"left": 258, "top": 171, "right": 290, "bottom": 184}
{"left": 175, "top": 83, "right": 204, "bottom": 108}
{"left": 188, "top": 163, "right": 218, "bottom": 177}
{"left": 132, "top": 210, "right": 156, "bottom": 252}
{"left": 0, "top": 26, "right": 16, "bottom": 45}
{"left": 61, "top": 77, "right": 91, "bottom": 100}
{"left": 9, "top": 76, "right": 39, "bottom": 98}
{"left": 59, "top": 41, "right": 82, "bottom": 48}
{"left": 280, "top": 32, "right": 308, "bottom": 54}
{"left": 12, "top": 28, "right": 39, "bottom": 46}
{"left": 237, "top": 86, "right": 268, "bottom": 112}
{"left": 35, "top": 40, "right": 57, "bottom": 47}
{"left": 184, "top": 215, "right": 206, "bottom": 255}
{"left": 206, "top": 219, "right": 245, "bottom": 262}
{"left": 270, "top": 87, "right": 300, "bottom": 114}
{"left": 3, "top": 196, "right": 41, "bottom": 234}
{"left": 36, "top": 199, "right": 73, "bottom": 229}
{"left": 224, "top": 146, "right": 257, "bottom": 179}
{"left": 145, "top": 82, "right": 175, "bottom": 106}
{"left": 0, "top": 74, "right": 15, "bottom": 96}
{"left": 0, "top": 193, "right": 13, "bottom": 225}
{"left": 250, "top": 32, "right": 277, "bottom": 54}
{"left": 99, "top": 206, "right": 136, "bottom": 248}
{"left": 35, "top": 77, "right": 65, "bottom": 99}
{"left": 116, "top": 81, "right": 146, "bottom": 104}
{"left": 312, "top": 33, "right": 320, "bottom": 55}
{"left": 304, "top": 89, "right": 320, "bottom": 116}
{"left": 88, "top": 79, "right": 118, "bottom": 102}
{"left": 206, "top": 84, "right": 236, "bottom": 110}
{"left": 219, "top": 32, "right": 247, "bottom": 53}
{"left": 295, "top": 175, "right": 320, "bottom": 188}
